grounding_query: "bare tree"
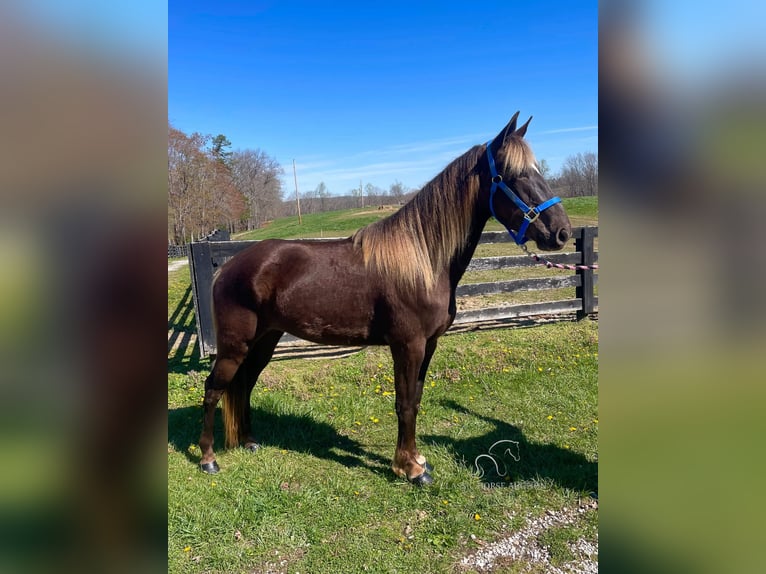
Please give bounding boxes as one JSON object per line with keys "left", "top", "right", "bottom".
{"left": 537, "top": 158, "right": 551, "bottom": 178}
{"left": 351, "top": 181, "right": 364, "bottom": 208}
{"left": 364, "top": 183, "right": 385, "bottom": 207}
{"left": 230, "top": 149, "right": 284, "bottom": 230}
{"left": 558, "top": 152, "right": 598, "bottom": 196}
{"left": 315, "top": 182, "right": 330, "bottom": 212}
{"left": 168, "top": 125, "right": 219, "bottom": 243}
{"left": 389, "top": 180, "right": 408, "bottom": 203}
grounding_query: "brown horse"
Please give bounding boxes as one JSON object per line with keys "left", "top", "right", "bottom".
{"left": 198, "top": 112, "right": 572, "bottom": 485}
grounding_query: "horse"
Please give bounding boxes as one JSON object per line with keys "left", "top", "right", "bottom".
{"left": 198, "top": 112, "right": 572, "bottom": 485}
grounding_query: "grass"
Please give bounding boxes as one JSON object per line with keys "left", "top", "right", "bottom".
{"left": 234, "top": 196, "right": 597, "bottom": 241}
{"left": 559, "top": 196, "right": 598, "bottom": 223}
{"left": 169, "top": 197, "right": 598, "bottom": 572}
{"left": 234, "top": 206, "right": 401, "bottom": 240}
{"left": 168, "top": 263, "right": 598, "bottom": 573}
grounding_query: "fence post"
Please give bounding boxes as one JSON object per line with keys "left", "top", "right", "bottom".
{"left": 189, "top": 241, "right": 217, "bottom": 357}
{"left": 576, "top": 227, "right": 596, "bottom": 320}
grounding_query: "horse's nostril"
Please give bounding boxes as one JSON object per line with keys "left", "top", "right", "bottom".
{"left": 557, "top": 227, "right": 571, "bottom": 245}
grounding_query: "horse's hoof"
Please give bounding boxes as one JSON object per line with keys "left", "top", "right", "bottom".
{"left": 199, "top": 460, "right": 220, "bottom": 474}
{"left": 244, "top": 442, "right": 261, "bottom": 452}
{"left": 423, "top": 461, "right": 434, "bottom": 473}
{"left": 410, "top": 471, "right": 434, "bottom": 487}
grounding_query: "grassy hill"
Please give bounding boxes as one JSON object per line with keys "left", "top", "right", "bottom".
{"left": 235, "top": 196, "right": 597, "bottom": 241}
{"left": 234, "top": 206, "right": 401, "bottom": 241}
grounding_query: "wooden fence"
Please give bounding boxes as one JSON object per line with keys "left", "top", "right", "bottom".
{"left": 188, "top": 227, "right": 598, "bottom": 358}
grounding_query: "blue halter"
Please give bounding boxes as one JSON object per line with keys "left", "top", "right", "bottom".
{"left": 486, "top": 140, "right": 561, "bottom": 245}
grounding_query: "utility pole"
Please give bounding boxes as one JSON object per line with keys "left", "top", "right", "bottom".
{"left": 293, "top": 159, "right": 302, "bottom": 224}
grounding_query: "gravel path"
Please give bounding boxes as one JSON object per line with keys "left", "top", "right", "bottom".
{"left": 168, "top": 259, "right": 188, "bottom": 273}
{"left": 459, "top": 499, "right": 598, "bottom": 573}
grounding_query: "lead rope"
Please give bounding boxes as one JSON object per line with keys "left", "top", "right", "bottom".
{"left": 518, "top": 242, "right": 599, "bottom": 271}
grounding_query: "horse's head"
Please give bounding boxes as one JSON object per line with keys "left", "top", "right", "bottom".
{"left": 485, "top": 112, "right": 572, "bottom": 251}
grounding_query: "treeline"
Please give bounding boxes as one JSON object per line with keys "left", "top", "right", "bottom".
{"left": 282, "top": 181, "right": 411, "bottom": 217}
{"left": 168, "top": 123, "right": 283, "bottom": 244}
{"left": 168, "top": 122, "right": 596, "bottom": 244}
{"left": 167, "top": 123, "right": 408, "bottom": 244}
{"left": 544, "top": 152, "right": 598, "bottom": 198}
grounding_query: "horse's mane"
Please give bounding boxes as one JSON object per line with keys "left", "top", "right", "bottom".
{"left": 352, "top": 137, "right": 537, "bottom": 293}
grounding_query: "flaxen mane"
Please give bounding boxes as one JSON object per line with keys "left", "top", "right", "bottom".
{"left": 352, "top": 136, "right": 537, "bottom": 293}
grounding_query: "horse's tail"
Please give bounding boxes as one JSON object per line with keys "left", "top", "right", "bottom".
{"left": 221, "top": 364, "right": 249, "bottom": 449}
{"left": 210, "top": 266, "right": 249, "bottom": 450}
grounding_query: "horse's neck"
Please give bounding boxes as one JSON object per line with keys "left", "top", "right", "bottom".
{"left": 448, "top": 211, "right": 488, "bottom": 288}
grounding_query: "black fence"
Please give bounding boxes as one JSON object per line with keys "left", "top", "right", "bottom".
{"left": 168, "top": 229, "right": 230, "bottom": 259}
{"left": 188, "top": 227, "right": 598, "bottom": 358}
{"left": 168, "top": 244, "right": 188, "bottom": 259}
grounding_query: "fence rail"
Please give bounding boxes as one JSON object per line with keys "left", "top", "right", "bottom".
{"left": 188, "top": 227, "right": 598, "bottom": 358}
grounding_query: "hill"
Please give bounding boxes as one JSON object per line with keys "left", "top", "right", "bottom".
{"left": 234, "top": 196, "right": 597, "bottom": 241}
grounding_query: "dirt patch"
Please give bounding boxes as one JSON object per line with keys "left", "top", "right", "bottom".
{"left": 338, "top": 206, "right": 399, "bottom": 218}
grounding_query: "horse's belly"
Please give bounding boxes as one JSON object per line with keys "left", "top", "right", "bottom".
{"left": 281, "top": 320, "right": 384, "bottom": 346}
{"left": 272, "top": 288, "right": 383, "bottom": 346}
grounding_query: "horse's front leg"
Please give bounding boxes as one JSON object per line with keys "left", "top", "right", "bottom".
{"left": 411, "top": 337, "right": 438, "bottom": 474}
{"left": 391, "top": 339, "right": 433, "bottom": 486}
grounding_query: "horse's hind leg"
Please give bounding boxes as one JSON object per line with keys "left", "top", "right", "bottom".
{"left": 239, "top": 330, "right": 283, "bottom": 451}
{"left": 198, "top": 347, "right": 248, "bottom": 474}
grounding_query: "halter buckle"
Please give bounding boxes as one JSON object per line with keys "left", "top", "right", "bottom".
{"left": 523, "top": 208, "right": 540, "bottom": 223}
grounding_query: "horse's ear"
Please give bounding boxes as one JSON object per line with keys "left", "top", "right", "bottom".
{"left": 490, "top": 111, "right": 521, "bottom": 154}
{"left": 515, "top": 116, "right": 533, "bottom": 138}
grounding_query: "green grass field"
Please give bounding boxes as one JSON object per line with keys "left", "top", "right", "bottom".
{"left": 234, "top": 196, "right": 597, "bottom": 241}
{"left": 170, "top": 196, "right": 598, "bottom": 572}
{"left": 168, "top": 244, "right": 598, "bottom": 573}
{"left": 234, "top": 206, "right": 401, "bottom": 240}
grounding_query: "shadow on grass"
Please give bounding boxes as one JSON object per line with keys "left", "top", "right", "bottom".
{"left": 169, "top": 399, "right": 595, "bottom": 491}
{"left": 168, "top": 284, "right": 210, "bottom": 374}
{"left": 422, "top": 399, "right": 597, "bottom": 493}
{"left": 168, "top": 406, "right": 392, "bottom": 477}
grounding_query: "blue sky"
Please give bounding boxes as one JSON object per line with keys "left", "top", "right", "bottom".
{"left": 170, "top": 1, "right": 597, "bottom": 196}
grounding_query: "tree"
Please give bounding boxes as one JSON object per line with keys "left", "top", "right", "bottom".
{"left": 352, "top": 181, "right": 364, "bottom": 208}
{"left": 230, "top": 149, "right": 284, "bottom": 230}
{"left": 168, "top": 125, "right": 216, "bottom": 243}
{"left": 315, "top": 182, "right": 330, "bottom": 212}
{"left": 389, "top": 180, "right": 408, "bottom": 202}
{"left": 364, "top": 183, "right": 385, "bottom": 207}
{"left": 168, "top": 124, "right": 285, "bottom": 242}
{"left": 210, "top": 134, "right": 233, "bottom": 165}
{"left": 537, "top": 158, "right": 551, "bottom": 178}
{"left": 558, "top": 152, "right": 598, "bottom": 196}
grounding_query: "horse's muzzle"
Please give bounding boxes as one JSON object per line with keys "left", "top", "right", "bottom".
{"left": 555, "top": 226, "right": 571, "bottom": 248}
